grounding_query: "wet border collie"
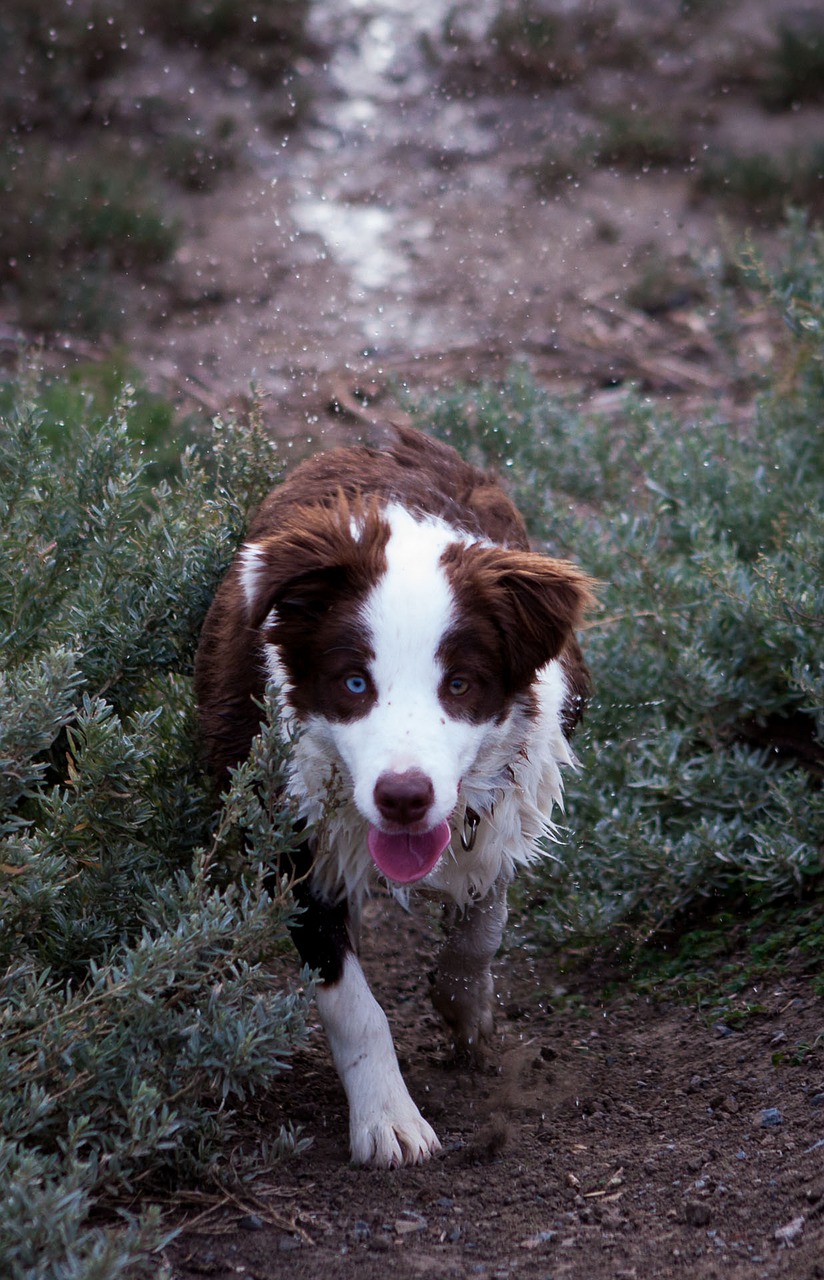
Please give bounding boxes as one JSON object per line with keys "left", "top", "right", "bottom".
{"left": 195, "top": 425, "right": 594, "bottom": 1168}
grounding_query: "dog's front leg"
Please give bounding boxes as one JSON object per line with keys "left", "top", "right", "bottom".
{"left": 316, "top": 952, "right": 441, "bottom": 1167}
{"left": 287, "top": 847, "right": 440, "bottom": 1167}
{"left": 430, "top": 876, "right": 508, "bottom": 1060}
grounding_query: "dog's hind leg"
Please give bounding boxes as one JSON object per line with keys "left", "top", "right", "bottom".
{"left": 429, "top": 876, "right": 508, "bottom": 1061}
{"left": 287, "top": 851, "right": 440, "bottom": 1168}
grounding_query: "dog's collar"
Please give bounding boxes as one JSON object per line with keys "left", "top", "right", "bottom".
{"left": 460, "top": 806, "right": 481, "bottom": 852}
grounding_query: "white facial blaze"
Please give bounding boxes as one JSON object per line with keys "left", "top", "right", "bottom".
{"left": 329, "top": 505, "right": 482, "bottom": 830}
{"left": 262, "top": 501, "right": 575, "bottom": 906}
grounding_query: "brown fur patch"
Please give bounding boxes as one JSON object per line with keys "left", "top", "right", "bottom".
{"left": 195, "top": 425, "right": 594, "bottom": 780}
{"left": 247, "top": 425, "right": 530, "bottom": 551}
{"left": 246, "top": 491, "right": 389, "bottom": 628}
{"left": 254, "top": 496, "right": 389, "bottom": 722}
{"left": 439, "top": 542, "right": 597, "bottom": 707}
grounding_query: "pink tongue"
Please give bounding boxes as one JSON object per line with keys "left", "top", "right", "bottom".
{"left": 367, "top": 820, "right": 451, "bottom": 884}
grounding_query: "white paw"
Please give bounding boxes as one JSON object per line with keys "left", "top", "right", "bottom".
{"left": 350, "top": 1099, "right": 441, "bottom": 1168}
{"left": 316, "top": 955, "right": 442, "bottom": 1169}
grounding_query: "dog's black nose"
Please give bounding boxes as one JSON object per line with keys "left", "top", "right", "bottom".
{"left": 374, "top": 770, "right": 435, "bottom": 827}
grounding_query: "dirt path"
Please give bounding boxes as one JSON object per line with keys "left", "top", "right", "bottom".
{"left": 168, "top": 894, "right": 824, "bottom": 1280}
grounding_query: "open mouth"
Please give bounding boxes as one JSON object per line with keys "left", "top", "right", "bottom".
{"left": 367, "top": 820, "right": 452, "bottom": 884}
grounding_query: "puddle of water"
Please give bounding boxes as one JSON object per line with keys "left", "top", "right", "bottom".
{"left": 288, "top": 196, "right": 446, "bottom": 351}
{"left": 313, "top": 0, "right": 468, "bottom": 106}
{"left": 291, "top": 198, "right": 409, "bottom": 292}
{"left": 269, "top": 0, "right": 509, "bottom": 357}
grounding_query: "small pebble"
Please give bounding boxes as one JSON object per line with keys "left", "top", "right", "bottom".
{"left": 518, "top": 1229, "right": 555, "bottom": 1250}
{"left": 395, "top": 1212, "right": 427, "bottom": 1235}
{"left": 760, "top": 1107, "right": 784, "bottom": 1128}
{"left": 239, "top": 1214, "right": 264, "bottom": 1232}
{"left": 685, "top": 1201, "right": 710, "bottom": 1227}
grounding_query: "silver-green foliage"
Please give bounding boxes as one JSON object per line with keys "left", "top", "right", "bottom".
{"left": 0, "top": 391, "right": 311, "bottom": 1278}
{"left": 415, "top": 214, "right": 823, "bottom": 941}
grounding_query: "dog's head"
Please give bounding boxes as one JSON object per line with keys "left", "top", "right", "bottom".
{"left": 239, "top": 494, "right": 594, "bottom": 884}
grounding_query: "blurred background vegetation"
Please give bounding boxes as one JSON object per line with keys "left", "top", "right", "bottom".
{"left": 2, "top": 0, "right": 823, "bottom": 341}
{"left": 0, "top": 0, "right": 311, "bottom": 335}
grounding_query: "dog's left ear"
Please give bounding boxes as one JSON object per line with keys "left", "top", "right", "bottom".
{"left": 446, "top": 544, "right": 596, "bottom": 693}
{"left": 489, "top": 551, "right": 596, "bottom": 692}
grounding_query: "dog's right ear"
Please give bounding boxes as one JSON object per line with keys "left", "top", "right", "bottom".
{"left": 238, "top": 496, "right": 390, "bottom": 630}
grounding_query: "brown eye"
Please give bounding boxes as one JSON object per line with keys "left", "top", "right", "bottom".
{"left": 448, "top": 676, "right": 469, "bottom": 696}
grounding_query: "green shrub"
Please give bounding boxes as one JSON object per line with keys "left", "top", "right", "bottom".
{"left": 0, "top": 356, "right": 194, "bottom": 482}
{"left": 0, "top": 0, "right": 313, "bottom": 335}
{"left": 409, "top": 211, "right": 823, "bottom": 945}
{"left": 442, "top": 0, "right": 645, "bottom": 89}
{"left": 0, "top": 1, "right": 129, "bottom": 133}
{"left": 0, "top": 0, "right": 311, "bottom": 131}
{"left": 518, "top": 149, "right": 582, "bottom": 198}
{"left": 0, "top": 383, "right": 311, "bottom": 1278}
{"left": 140, "top": 0, "right": 312, "bottom": 83}
{"left": 585, "top": 109, "right": 692, "bottom": 171}
{"left": 692, "top": 145, "right": 824, "bottom": 222}
{"left": 763, "top": 12, "right": 824, "bottom": 109}
{"left": 0, "top": 141, "right": 178, "bottom": 335}
{"left": 624, "top": 247, "right": 706, "bottom": 316}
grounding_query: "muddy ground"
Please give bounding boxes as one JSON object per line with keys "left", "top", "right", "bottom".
{"left": 167, "top": 894, "right": 824, "bottom": 1280}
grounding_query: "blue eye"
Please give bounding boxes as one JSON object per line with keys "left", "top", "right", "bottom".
{"left": 345, "top": 674, "right": 368, "bottom": 695}
{"left": 448, "top": 676, "right": 469, "bottom": 696}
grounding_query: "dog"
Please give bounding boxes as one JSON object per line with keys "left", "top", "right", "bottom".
{"left": 195, "top": 425, "right": 594, "bottom": 1168}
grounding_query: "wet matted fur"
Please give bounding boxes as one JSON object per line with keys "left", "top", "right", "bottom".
{"left": 195, "top": 426, "right": 594, "bottom": 1167}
